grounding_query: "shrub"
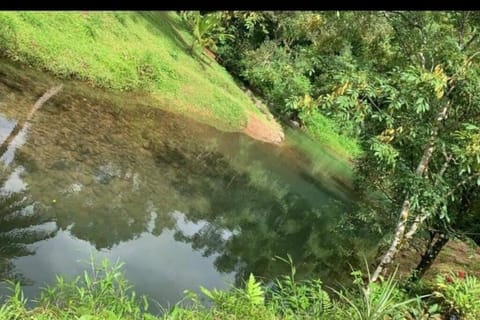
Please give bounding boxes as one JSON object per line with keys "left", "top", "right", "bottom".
{"left": 181, "top": 11, "right": 234, "bottom": 53}
{"left": 240, "top": 41, "right": 312, "bottom": 111}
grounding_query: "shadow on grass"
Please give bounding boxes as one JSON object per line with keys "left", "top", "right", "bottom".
{"left": 130, "top": 11, "right": 213, "bottom": 70}
{"left": 137, "top": 11, "right": 191, "bottom": 51}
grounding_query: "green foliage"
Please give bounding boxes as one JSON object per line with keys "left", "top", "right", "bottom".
{"left": 433, "top": 272, "right": 480, "bottom": 319}
{"left": 453, "top": 123, "right": 480, "bottom": 175}
{"left": 300, "top": 110, "right": 362, "bottom": 159}
{"left": 36, "top": 257, "right": 151, "bottom": 319}
{"left": 0, "top": 257, "right": 465, "bottom": 320}
{"left": 0, "top": 258, "right": 156, "bottom": 319}
{"left": 240, "top": 41, "right": 312, "bottom": 110}
{"left": 214, "top": 11, "right": 366, "bottom": 158}
{"left": 0, "top": 281, "right": 29, "bottom": 319}
{"left": 175, "top": 255, "right": 337, "bottom": 319}
{"left": 186, "top": 273, "right": 275, "bottom": 320}
{"left": 181, "top": 11, "right": 234, "bottom": 53}
{"left": 220, "top": 11, "right": 480, "bottom": 279}
{"left": 268, "top": 255, "right": 333, "bottom": 318}
{"left": 214, "top": 13, "right": 480, "bottom": 253}
{"left": 332, "top": 268, "right": 421, "bottom": 320}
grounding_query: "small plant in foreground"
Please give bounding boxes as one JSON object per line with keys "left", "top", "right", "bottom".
{"left": 0, "top": 281, "right": 29, "bottom": 319}
{"left": 268, "top": 254, "right": 333, "bottom": 318}
{"left": 433, "top": 271, "right": 480, "bottom": 320}
{"left": 36, "top": 257, "right": 152, "bottom": 319}
{"left": 332, "top": 266, "right": 423, "bottom": 320}
{"left": 183, "top": 273, "right": 275, "bottom": 319}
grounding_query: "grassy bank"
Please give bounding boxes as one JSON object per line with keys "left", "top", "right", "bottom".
{"left": 300, "top": 111, "right": 362, "bottom": 160}
{"left": 0, "top": 11, "right": 362, "bottom": 158}
{"left": 0, "top": 11, "right": 267, "bottom": 132}
{"left": 1, "top": 258, "right": 479, "bottom": 319}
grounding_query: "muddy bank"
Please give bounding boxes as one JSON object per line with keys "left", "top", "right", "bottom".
{"left": 243, "top": 112, "right": 284, "bottom": 145}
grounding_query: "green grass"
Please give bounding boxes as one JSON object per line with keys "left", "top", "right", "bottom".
{"left": 0, "top": 11, "right": 264, "bottom": 131}
{"left": 299, "top": 111, "right": 362, "bottom": 161}
{"left": 0, "top": 257, "right": 454, "bottom": 320}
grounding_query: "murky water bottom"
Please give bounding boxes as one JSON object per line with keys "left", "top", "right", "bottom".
{"left": 0, "top": 59, "right": 363, "bottom": 311}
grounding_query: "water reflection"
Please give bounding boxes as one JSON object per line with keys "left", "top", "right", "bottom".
{"left": 0, "top": 173, "right": 57, "bottom": 283}
{"left": 0, "top": 59, "right": 368, "bottom": 305}
{"left": 168, "top": 159, "right": 359, "bottom": 287}
{"left": 0, "top": 75, "right": 58, "bottom": 284}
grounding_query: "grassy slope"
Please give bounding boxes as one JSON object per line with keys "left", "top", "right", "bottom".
{"left": 301, "top": 111, "right": 362, "bottom": 160}
{"left": 0, "top": 11, "right": 360, "bottom": 159}
{"left": 0, "top": 11, "right": 265, "bottom": 131}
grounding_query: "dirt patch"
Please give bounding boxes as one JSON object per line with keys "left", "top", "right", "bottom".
{"left": 394, "top": 239, "right": 480, "bottom": 281}
{"left": 243, "top": 111, "right": 285, "bottom": 145}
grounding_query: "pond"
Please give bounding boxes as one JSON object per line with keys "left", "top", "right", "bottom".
{"left": 0, "top": 59, "right": 372, "bottom": 311}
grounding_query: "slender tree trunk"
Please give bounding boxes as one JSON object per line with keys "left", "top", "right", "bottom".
{"left": 370, "top": 103, "right": 449, "bottom": 283}
{"left": 408, "top": 231, "right": 449, "bottom": 282}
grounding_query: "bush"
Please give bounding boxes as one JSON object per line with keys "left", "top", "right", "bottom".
{"left": 181, "top": 11, "right": 233, "bottom": 53}
{"left": 240, "top": 41, "right": 312, "bottom": 111}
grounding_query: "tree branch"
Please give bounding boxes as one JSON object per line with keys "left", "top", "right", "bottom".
{"left": 438, "top": 146, "right": 453, "bottom": 178}
{"left": 461, "top": 32, "right": 478, "bottom": 51}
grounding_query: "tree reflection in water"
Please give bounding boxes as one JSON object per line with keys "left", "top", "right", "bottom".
{"left": 0, "top": 172, "right": 56, "bottom": 282}
{"left": 153, "top": 142, "right": 373, "bottom": 288}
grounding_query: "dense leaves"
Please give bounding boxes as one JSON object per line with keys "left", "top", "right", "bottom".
{"left": 213, "top": 11, "right": 480, "bottom": 279}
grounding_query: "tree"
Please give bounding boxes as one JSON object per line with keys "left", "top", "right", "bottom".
{"left": 212, "top": 11, "right": 480, "bottom": 281}
{"left": 312, "top": 11, "right": 480, "bottom": 282}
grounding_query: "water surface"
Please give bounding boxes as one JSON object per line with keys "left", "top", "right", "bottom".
{"left": 0, "top": 60, "right": 366, "bottom": 310}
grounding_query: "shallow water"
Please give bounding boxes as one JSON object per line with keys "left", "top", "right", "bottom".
{"left": 0, "top": 60, "right": 363, "bottom": 310}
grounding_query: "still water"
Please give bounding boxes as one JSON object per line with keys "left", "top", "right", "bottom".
{"left": 0, "top": 60, "right": 367, "bottom": 310}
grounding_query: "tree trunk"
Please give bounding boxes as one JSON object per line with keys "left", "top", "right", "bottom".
{"left": 370, "top": 103, "right": 450, "bottom": 283}
{"left": 371, "top": 199, "right": 411, "bottom": 282}
{"left": 408, "top": 231, "right": 449, "bottom": 282}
